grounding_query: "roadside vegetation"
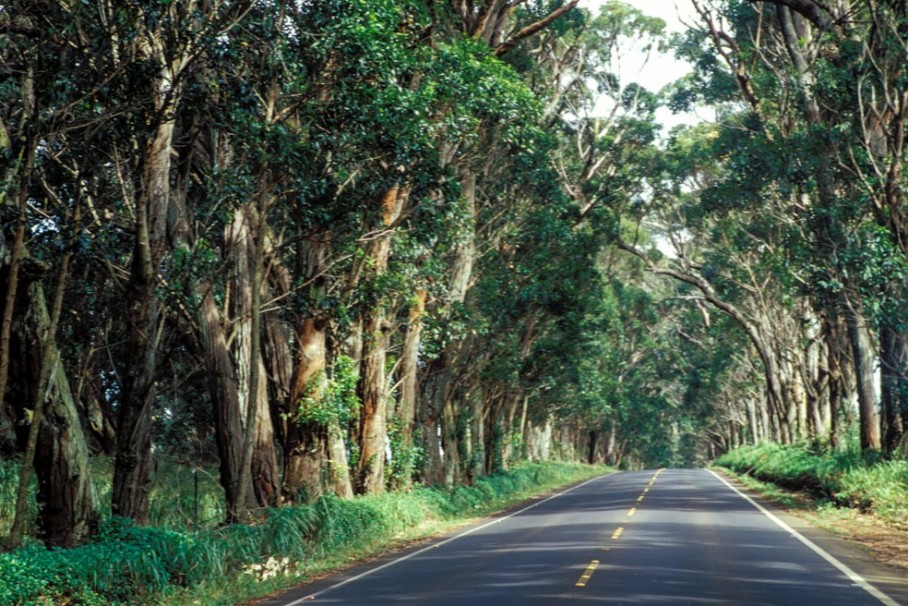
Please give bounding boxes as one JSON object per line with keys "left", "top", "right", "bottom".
{"left": 0, "top": 460, "right": 605, "bottom": 606}
{"left": 716, "top": 442, "right": 908, "bottom": 527}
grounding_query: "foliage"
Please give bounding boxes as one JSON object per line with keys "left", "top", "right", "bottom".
{"left": 716, "top": 443, "right": 908, "bottom": 526}
{"left": 296, "top": 356, "right": 361, "bottom": 426}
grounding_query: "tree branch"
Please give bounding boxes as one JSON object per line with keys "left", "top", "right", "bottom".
{"left": 750, "top": 0, "right": 843, "bottom": 37}
{"left": 494, "top": 0, "right": 579, "bottom": 56}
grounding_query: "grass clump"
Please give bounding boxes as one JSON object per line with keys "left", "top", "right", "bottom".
{"left": 716, "top": 442, "right": 908, "bottom": 526}
{"left": 0, "top": 460, "right": 605, "bottom": 606}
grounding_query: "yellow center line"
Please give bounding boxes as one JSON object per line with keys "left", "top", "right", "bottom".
{"left": 575, "top": 560, "right": 600, "bottom": 587}
{"left": 636, "top": 495, "right": 644, "bottom": 502}
{"left": 611, "top": 527, "right": 624, "bottom": 540}
{"left": 627, "top": 507, "right": 637, "bottom": 517}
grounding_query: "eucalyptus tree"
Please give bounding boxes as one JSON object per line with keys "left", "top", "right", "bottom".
{"left": 670, "top": 0, "right": 908, "bottom": 451}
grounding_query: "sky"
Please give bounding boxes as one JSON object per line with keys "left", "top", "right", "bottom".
{"left": 579, "top": 0, "right": 703, "bottom": 132}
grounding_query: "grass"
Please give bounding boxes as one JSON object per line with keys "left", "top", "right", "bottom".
{"left": 0, "top": 460, "right": 607, "bottom": 605}
{"left": 715, "top": 441, "right": 908, "bottom": 527}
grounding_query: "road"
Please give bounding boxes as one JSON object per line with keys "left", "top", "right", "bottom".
{"left": 264, "top": 469, "right": 908, "bottom": 605}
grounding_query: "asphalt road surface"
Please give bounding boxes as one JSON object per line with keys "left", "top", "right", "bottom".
{"left": 263, "top": 469, "right": 908, "bottom": 605}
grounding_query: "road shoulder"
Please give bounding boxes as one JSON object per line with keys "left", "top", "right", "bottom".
{"left": 713, "top": 468, "right": 908, "bottom": 606}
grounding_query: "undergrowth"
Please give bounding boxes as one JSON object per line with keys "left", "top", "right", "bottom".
{"left": 0, "top": 461, "right": 605, "bottom": 605}
{"left": 715, "top": 442, "right": 908, "bottom": 526}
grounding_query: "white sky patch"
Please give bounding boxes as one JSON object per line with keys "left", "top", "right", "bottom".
{"left": 580, "top": 0, "right": 705, "bottom": 134}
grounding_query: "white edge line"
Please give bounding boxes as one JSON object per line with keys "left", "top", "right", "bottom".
{"left": 281, "top": 473, "right": 611, "bottom": 605}
{"left": 709, "top": 469, "right": 900, "bottom": 606}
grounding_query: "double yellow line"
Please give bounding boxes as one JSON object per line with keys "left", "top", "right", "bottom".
{"left": 574, "top": 469, "right": 664, "bottom": 589}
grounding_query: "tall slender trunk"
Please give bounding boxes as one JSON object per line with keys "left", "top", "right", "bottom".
{"left": 199, "top": 287, "right": 253, "bottom": 511}
{"left": 467, "top": 387, "right": 485, "bottom": 482}
{"left": 113, "top": 115, "right": 175, "bottom": 523}
{"left": 357, "top": 308, "right": 391, "bottom": 494}
{"left": 441, "top": 398, "right": 462, "bottom": 485}
{"left": 846, "top": 302, "right": 881, "bottom": 451}
{"left": 0, "top": 172, "right": 30, "bottom": 422}
{"left": 356, "top": 184, "right": 408, "bottom": 494}
{"left": 392, "top": 290, "right": 425, "bottom": 489}
{"left": 880, "top": 322, "right": 907, "bottom": 452}
{"left": 232, "top": 204, "right": 278, "bottom": 516}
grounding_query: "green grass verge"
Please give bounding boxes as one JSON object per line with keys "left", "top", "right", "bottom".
{"left": 715, "top": 442, "right": 908, "bottom": 526}
{"left": 0, "top": 461, "right": 607, "bottom": 606}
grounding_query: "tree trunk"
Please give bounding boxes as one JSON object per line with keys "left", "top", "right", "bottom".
{"left": 231, "top": 204, "right": 277, "bottom": 516}
{"left": 392, "top": 290, "right": 425, "bottom": 488}
{"left": 417, "top": 171, "right": 477, "bottom": 484}
{"left": 468, "top": 387, "right": 485, "bottom": 482}
{"left": 588, "top": 430, "right": 600, "bottom": 464}
{"left": 326, "top": 418, "right": 354, "bottom": 498}
{"left": 357, "top": 308, "right": 391, "bottom": 494}
{"left": 281, "top": 318, "right": 329, "bottom": 502}
{"left": 31, "top": 211, "right": 98, "bottom": 547}
{"left": 113, "top": 74, "right": 178, "bottom": 523}
{"left": 484, "top": 394, "right": 505, "bottom": 474}
{"left": 36, "top": 354, "right": 100, "bottom": 547}
{"left": 847, "top": 303, "right": 881, "bottom": 451}
{"left": 419, "top": 411, "right": 444, "bottom": 485}
{"left": 442, "top": 398, "right": 462, "bottom": 485}
{"left": 0, "top": 68, "right": 36, "bottom": 425}
{"left": 880, "top": 322, "right": 907, "bottom": 452}
{"left": 355, "top": 184, "right": 408, "bottom": 494}
{"left": 198, "top": 287, "right": 255, "bottom": 513}
{"left": 167, "top": 145, "right": 256, "bottom": 516}
{"left": 251, "top": 354, "right": 279, "bottom": 507}
{"left": 111, "top": 270, "right": 159, "bottom": 524}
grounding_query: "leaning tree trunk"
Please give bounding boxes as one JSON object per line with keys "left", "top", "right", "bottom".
{"left": 36, "top": 349, "right": 100, "bottom": 547}
{"left": 170, "top": 173, "right": 259, "bottom": 517}
{"left": 6, "top": 278, "right": 99, "bottom": 548}
{"left": 34, "top": 209, "right": 98, "bottom": 547}
{"left": 198, "top": 287, "right": 255, "bottom": 513}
